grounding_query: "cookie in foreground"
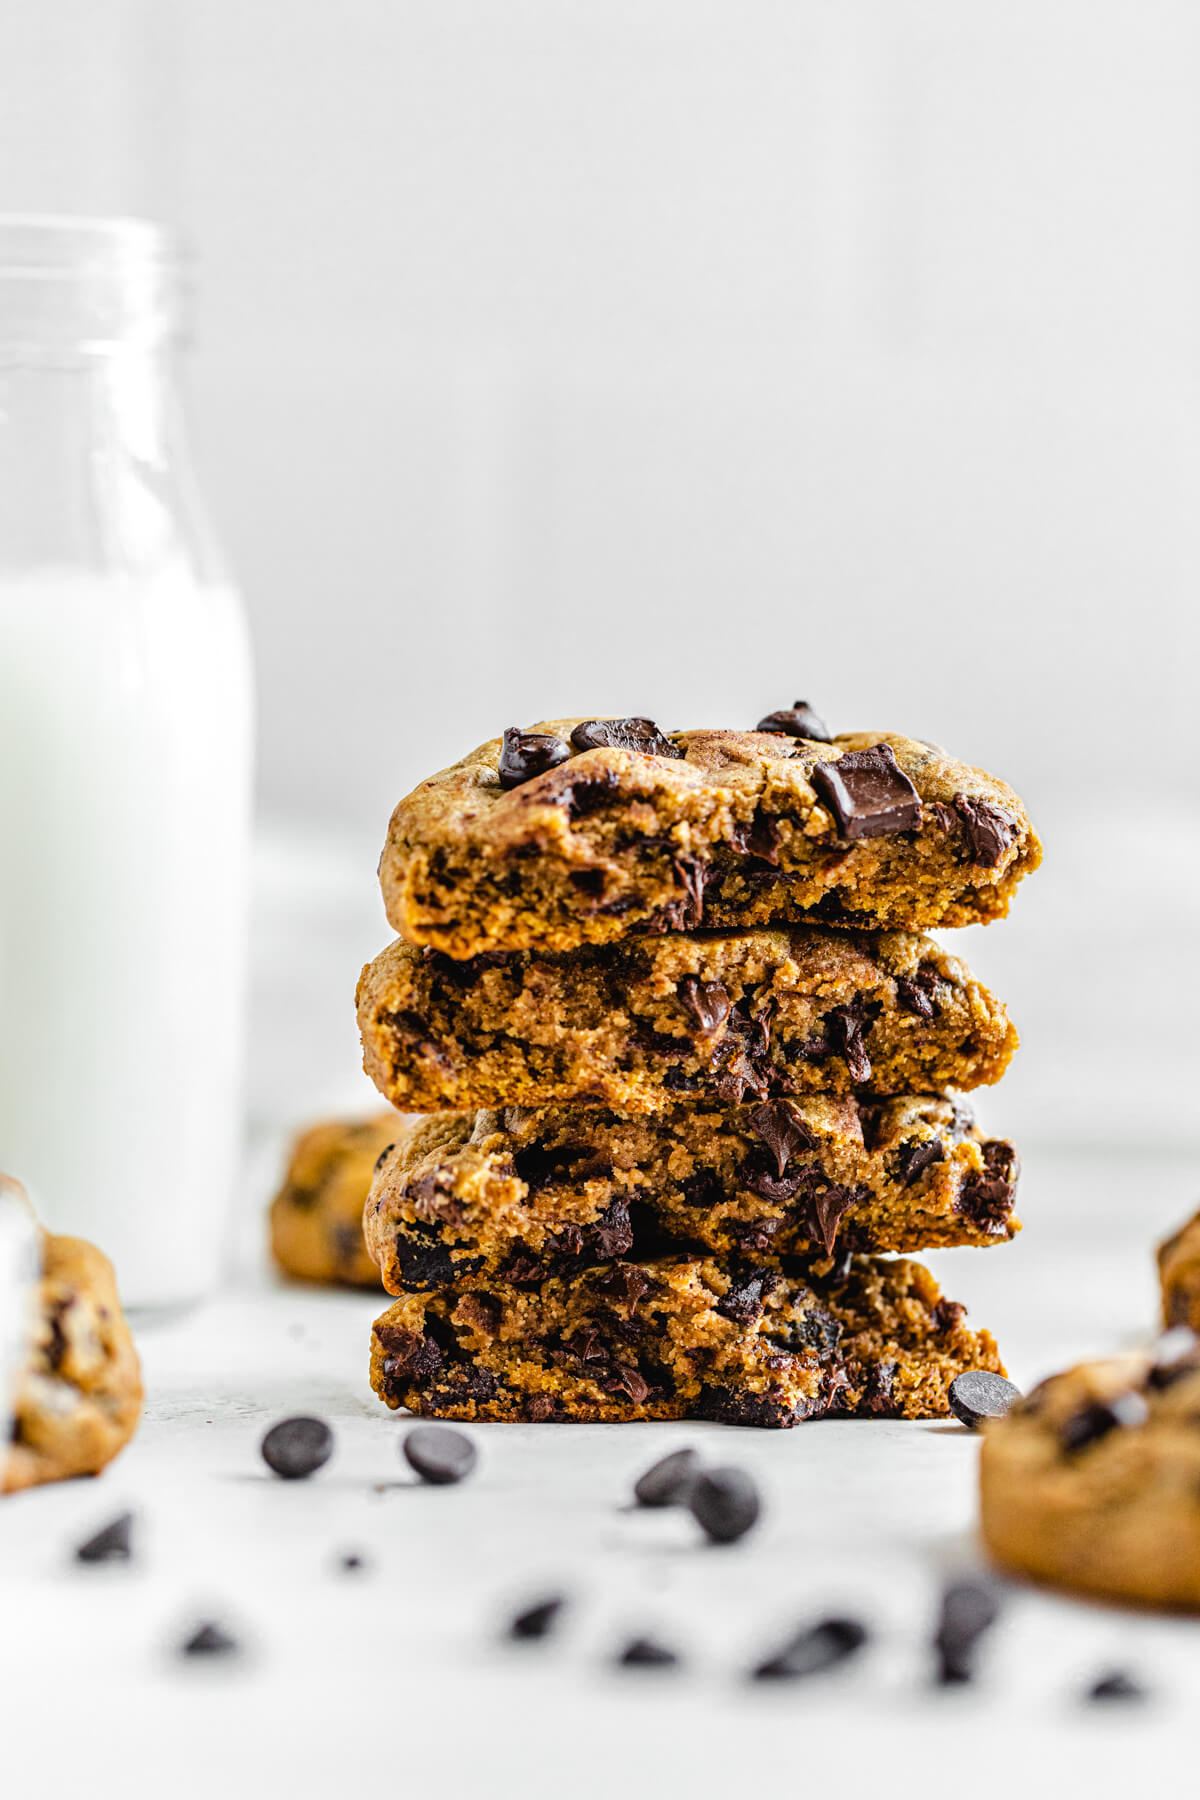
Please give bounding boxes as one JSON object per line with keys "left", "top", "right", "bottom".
{"left": 357, "top": 925, "right": 1017, "bottom": 1114}
{"left": 980, "top": 1334, "right": 1200, "bottom": 1609}
{"left": 369, "top": 1252, "right": 1004, "bottom": 1426}
{"left": 4, "top": 1232, "right": 142, "bottom": 1493}
{"left": 365, "top": 1096, "right": 1020, "bottom": 1293}
{"left": 379, "top": 718, "right": 1041, "bottom": 958}
{"left": 269, "top": 1112, "right": 406, "bottom": 1288}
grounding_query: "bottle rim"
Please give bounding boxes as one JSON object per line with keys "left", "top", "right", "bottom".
{"left": 0, "top": 214, "right": 189, "bottom": 354}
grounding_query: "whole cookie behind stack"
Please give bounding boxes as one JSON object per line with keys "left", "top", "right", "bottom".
{"left": 357, "top": 707, "right": 1037, "bottom": 1427}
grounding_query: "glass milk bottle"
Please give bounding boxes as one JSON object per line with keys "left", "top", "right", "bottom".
{"left": 0, "top": 217, "right": 254, "bottom": 1311}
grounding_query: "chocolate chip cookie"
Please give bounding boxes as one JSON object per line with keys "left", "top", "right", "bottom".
{"left": 1157, "top": 1209, "right": 1200, "bottom": 1330}
{"left": 269, "top": 1113, "right": 406, "bottom": 1288}
{"left": 379, "top": 717, "right": 1040, "bottom": 958}
{"left": 3, "top": 1232, "right": 142, "bottom": 1494}
{"left": 370, "top": 1250, "right": 1004, "bottom": 1426}
{"left": 365, "top": 1096, "right": 1020, "bottom": 1293}
{"left": 357, "top": 925, "right": 1016, "bottom": 1114}
{"left": 980, "top": 1334, "right": 1200, "bottom": 1609}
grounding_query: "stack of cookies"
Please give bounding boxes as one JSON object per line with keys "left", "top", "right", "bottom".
{"left": 356, "top": 708, "right": 1040, "bottom": 1428}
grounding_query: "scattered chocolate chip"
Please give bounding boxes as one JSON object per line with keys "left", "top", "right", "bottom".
{"left": 617, "top": 1636, "right": 680, "bottom": 1668}
{"left": 180, "top": 1621, "right": 240, "bottom": 1659}
{"left": 755, "top": 701, "right": 832, "bottom": 742}
{"left": 403, "top": 1424, "right": 478, "bottom": 1485}
{"left": 1147, "top": 1325, "right": 1200, "bottom": 1389}
{"left": 634, "top": 1447, "right": 701, "bottom": 1508}
{"left": 752, "top": 1615, "right": 869, "bottom": 1681}
{"left": 498, "top": 725, "right": 571, "bottom": 789}
{"left": 74, "top": 1512, "right": 134, "bottom": 1564}
{"left": 895, "top": 1138, "right": 944, "bottom": 1187}
{"left": 1087, "top": 1669, "right": 1147, "bottom": 1703}
{"left": 338, "top": 1551, "right": 367, "bottom": 1573}
{"left": 958, "top": 1142, "right": 1020, "bottom": 1229}
{"left": 952, "top": 794, "right": 1018, "bottom": 868}
{"left": 947, "top": 1370, "right": 1022, "bottom": 1429}
{"left": 933, "top": 1577, "right": 1001, "bottom": 1684}
{"left": 677, "top": 975, "right": 731, "bottom": 1033}
{"left": 509, "top": 1595, "right": 566, "bottom": 1641}
{"left": 1060, "top": 1391, "right": 1149, "bottom": 1452}
{"left": 570, "top": 717, "right": 684, "bottom": 758}
{"left": 825, "top": 1002, "right": 879, "bottom": 1085}
{"left": 260, "top": 1415, "right": 334, "bottom": 1480}
{"left": 689, "top": 1466, "right": 761, "bottom": 1544}
{"left": 811, "top": 744, "right": 921, "bottom": 841}
{"left": 748, "top": 1098, "right": 816, "bottom": 1177}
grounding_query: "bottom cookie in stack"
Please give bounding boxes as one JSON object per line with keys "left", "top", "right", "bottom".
{"left": 369, "top": 1251, "right": 1003, "bottom": 1427}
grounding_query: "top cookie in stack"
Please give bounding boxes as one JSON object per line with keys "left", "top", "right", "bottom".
{"left": 357, "top": 707, "right": 1037, "bottom": 1428}
{"left": 376, "top": 709, "right": 1040, "bottom": 957}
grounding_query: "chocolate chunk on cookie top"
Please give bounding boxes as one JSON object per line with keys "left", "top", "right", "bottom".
{"left": 369, "top": 1252, "right": 1004, "bottom": 1427}
{"left": 356, "top": 925, "right": 1017, "bottom": 1115}
{"left": 377, "top": 718, "right": 1040, "bottom": 957}
{"left": 363, "top": 1097, "right": 1020, "bottom": 1296}
{"left": 980, "top": 1344, "right": 1200, "bottom": 1610}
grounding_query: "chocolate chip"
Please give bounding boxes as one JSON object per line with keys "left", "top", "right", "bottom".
{"left": 498, "top": 725, "right": 571, "bottom": 789}
{"left": 952, "top": 794, "right": 1018, "bottom": 868}
{"left": 570, "top": 718, "right": 684, "bottom": 758}
{"left": 1147, "top": 1325, "right": 1200, "bottom": 1389}
{"left": 748, "top": 1098, "right": 816, "bottom": 1177}
{"left": 1059, "top": 1391, "right": 1149, "bottom": 1453}
{"left": 509, "top": 1595, "right": 566, "bottom": 1641}
{"left": 716, "top": 1268, "right": 778, "bottom": 1325}
{"left": 752, "top": 1616, "right": 868, "bottom": 1681}
{"left": 634, "top": 1447, "right": 700, "bottom": 1508}
{"left": 857, "top": 1360, "right": 897, "bottom": 1415}
{"left": 825, "top": 1002, "right": 879, "bottom": 1084}
{"left": 811, "top": 744, "right": 921, "bottom": 840}
{"left": 933, "top": 1578, "right": 1001, "bottom": 1685}
{"left": 895, "top": 969, "right": 940, "bottom": 1020}
{"left": 689, "top": 1466, "right": 761, "bottom": 1544}
{"left": 603, "top": 1363, "right": 652, "bottom": 1406}
{"left": 260, "top": 1415, "right": 334, "bottom": 1480}
{"left": 729, "top": 812, "right": 781, "bottom": 863}
{"left": 373, "top": 1142, "right": 397, "bottom": 1174}
{"left": 677, "top": 975, "right": 730, "bottom": 1033}
{"left": 713, "top": 1003, "right": 773, "bottom": 1104}
{"left": 403, "top": 1424, "right": 478, "bottom": 1484}
{"left": 617, "top": 1636, "right": 680, "bottom": 1668}
{"left": 670, "top": 855, "right": 707, "bottom": 928}
{"left": 180, "top": 1621, "right": 240, "bottom": 1659}
{"left": 895, "top": 1138, "right": 944, "bottom": 1187}
{"left": 74, "top": 1512, "right": 134, "bottom": 1564}
{"left": 1087, "top": 1669, "right": 1146, "bottom": 1703}
{"left": 338, "top": 1551, "right": 368, "bottom": 1573}
{"left": 947, "top": 1370, "right": 1022, "bottom": 1429}
{"left": 755, "top": 701, "right": 832, "bottom": 743}
{"left": 958, "top": 1142, "right": 1019, "bottom": 1228}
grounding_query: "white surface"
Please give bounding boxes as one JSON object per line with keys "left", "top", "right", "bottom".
{"left": 0, "top": 568, "right": 253, "bottom": 1308}
{"left": 1, "top": 1145, "right": 1198, "bottom": 1798}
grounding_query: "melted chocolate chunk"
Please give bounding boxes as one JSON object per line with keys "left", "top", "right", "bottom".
{"left": 895, "top": 968, "right": 941, "bottom": 1021}
{"left": 715, "top": 1267, "right": 779, "bottom": 1325}
{"left": 677, "top": 975, "right": 731, "bottom": 1033}
{"left": 768, "top": 1306, "right": 841, "bottom": 1358}
{"left": 755, "top": 700, "right": 832, "bottom": 743}
{"left": 808, "top": 1184, "right": 862, "bottom": 1256}
{"left": 957, "top": 1141, "right": 1019, "bottom": 1229}
{"left": 748, "top": 1098, "right": 816, "bottom": 1177}
{"left": 729, "top": 812, "right": 781, "bottom": 863}
{"left": 563, "top": 768, "right": 622, "bottom": 818}
{"left": 498, "top": 726, "right": 571, "bottom": 789}
{"left": 825, "top": 1001, "right": 880, "bottom": 1085}
{"left": 697, "top": 1384, "right": 800, "bottom": 1427}
{"left": 811, "top": 744, "right": 921, "bottom": 841}
{"left": 953, "top": 794, "right": 1018, "bottom": 868}
{"left": 857, "top": 1360, "right": 896, "bottom": 1415}
{"left": 669, "top": 856, "right": 707, "bottom": 928}
{"left": 378, "top": 1322, "right": 445, "bottom": 1382}
{"left": 1060, "top": 1391, "right": 1149, "bottom": 1453}
{"left": 895, "top": 1138, "right": 944, "bottom": 1188}
{"left": 742, "top": 1162, "right": 815, "bottom": 1204}
{"left": 712, "top": 1001, "right": 772, "bottom": 1104}
{"left": 600, "top": 1263, "right": 653, "bottom": 1311}
{"left": 602, "top": 1364, "right": 651, "bottom": 1405}
{"left": 392, "top": 1236, "right": 469, "bottom": 1290}
{"left": 513, "top": 1142, "right": 612, "bottom": 1194}
{"left": 569, "top": 717, "right": 684, "bottom": 758}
